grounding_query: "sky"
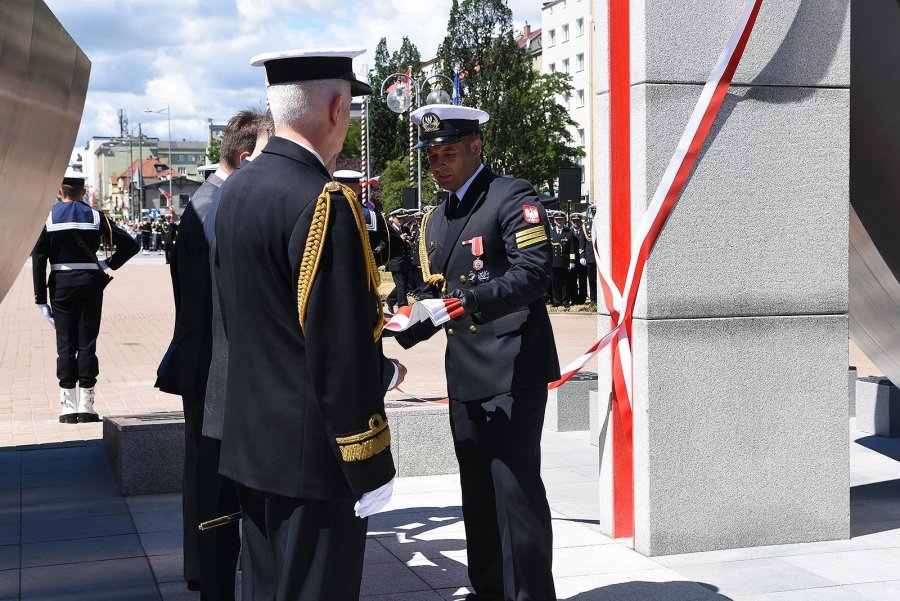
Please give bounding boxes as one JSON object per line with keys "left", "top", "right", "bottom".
{"left": 45, "top": 0, "right": 543, "bottom": 152}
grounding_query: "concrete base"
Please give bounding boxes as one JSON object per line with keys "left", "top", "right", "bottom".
{"left": 856, "top": 376, "right": 900, "bottom": 437}
{"left": 598, "top": 315, "right": 850, "bottom": 556}
{"left": 849, "top": 366, "right": 858, "bottom": 417}
{"left": 103, "top": 412, "right": 185, "bottom": 496}
{"left": 544, "top": 372, "right": 598, "bottom": 432}
{"left": 387, "top": 402, "right": 459, "bottom": 477}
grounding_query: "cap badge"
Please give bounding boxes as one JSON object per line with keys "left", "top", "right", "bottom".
{"left": 422, "top": 113, "right": 441, "bottom": 132}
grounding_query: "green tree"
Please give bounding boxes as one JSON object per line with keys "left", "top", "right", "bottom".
{"left": 368, "top": 37, "right": 424, "bottom": 174}
{"left": 207, "top": 133, "right": 222, "bottom": 163}
{"left": 379, "top": 155, "right": 439, "bottom": 214}
{"left": 436, "top": 0, "right": 583, "bottom": 192}
{"left": 340, "top": 119, "right": 362, "bottom": 160}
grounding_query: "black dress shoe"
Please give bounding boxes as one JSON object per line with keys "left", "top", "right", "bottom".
{"left": 186, "top": 580, "right": 200, "bottom": 591}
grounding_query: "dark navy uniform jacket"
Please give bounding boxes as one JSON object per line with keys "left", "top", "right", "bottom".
{"left": 549, "top": 224, "right": 575, "bottom": 269}
{"left": 32, "top": 201, "right": 139, "bottom": 304}
{"left": 396, "top": 167, "right": 561, "bottom": 401}
{"left": 214, "top": 136, "right": 396, "bottom": 500}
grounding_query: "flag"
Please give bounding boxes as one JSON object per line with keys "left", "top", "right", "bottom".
{"left": 132, "top": 160, "right": 143, "bottom": 190}
{"left": 453, "top": 72, "right": 461, "bottom": 105}
{"left": 160, "top": 188, "right": 172, "bottom": 201}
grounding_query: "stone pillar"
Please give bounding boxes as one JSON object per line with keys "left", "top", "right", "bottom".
{"left": 592, "top": 0, "right": 850, "bottom": 556}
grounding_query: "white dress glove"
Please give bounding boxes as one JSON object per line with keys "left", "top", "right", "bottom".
{"left": 579, "top": 258, "right": 587, "bottom": 267}
{"left": 38, "top": 304, "right": 55, "bottom": 328}
{"left": 568, "top": 262, "right": 575, "bottom": 271}
{"left": 354, "top": 478, "right": 394, "bottom": 519}
{"left": 98, "top": 259, "right": 109, "bottom": 270}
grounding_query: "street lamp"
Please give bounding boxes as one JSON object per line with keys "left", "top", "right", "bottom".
{"left": 145, "top": 105, "right": 173, "bottom": 203}
{"left": 381, "top": 72, "right": 455, "bottom": 210}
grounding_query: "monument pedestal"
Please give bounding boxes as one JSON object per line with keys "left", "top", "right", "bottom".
{"left": 593, "top": 0, "right": 851, "bottom": 555}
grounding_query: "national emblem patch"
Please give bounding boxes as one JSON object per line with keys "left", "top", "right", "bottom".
{"left": 522, "top": 205, "right": 540, "bottom": 224}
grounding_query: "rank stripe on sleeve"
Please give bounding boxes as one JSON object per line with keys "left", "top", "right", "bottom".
{"left": 514, "top": 226, "right": 545, "bottom": 243}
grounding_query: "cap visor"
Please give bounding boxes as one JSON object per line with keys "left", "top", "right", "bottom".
{"left": 413, "top": 135, "right": 470, "bottom": 150}
{"left": 351, "top": 80, "right": 373, "bottom": 96}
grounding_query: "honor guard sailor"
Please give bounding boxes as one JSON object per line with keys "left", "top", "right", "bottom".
{"left": 396, "top": 104, "right": 560, "bottom": 601}
{"left": 334, "top": 169, "right": 389, "bottom": 267}
{"left": 32, "top": 169, "right": 139, "bottom": 423}
{"left": 213, "top": 48, "right": 403, "bottom": 600}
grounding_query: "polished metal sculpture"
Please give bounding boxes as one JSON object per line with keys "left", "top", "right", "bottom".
{"left": 849, "top": 0, "right": 900, "bottom": 386}
{"left": 0, "top": 0, "right": 91, "bottom": 302}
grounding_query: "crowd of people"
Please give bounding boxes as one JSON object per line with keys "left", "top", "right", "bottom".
{"left": 110, "top": 216, "right": 178, "bottom": 260}
{"left": 33, "top": 47, "right": 582, "bottom": 601}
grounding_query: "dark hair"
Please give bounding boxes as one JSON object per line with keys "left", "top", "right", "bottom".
{"left": 60, "top": 183, "right": 84, "bottom": 199}
{"left": 262, "top": 109, "right": 275, "bottom": 137}
{"left": 220, "top": 109, "right": 267, "bottom": 170}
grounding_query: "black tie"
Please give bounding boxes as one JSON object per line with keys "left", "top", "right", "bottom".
{"left": 449, "top": 193, "right": 462, "bottom": 217}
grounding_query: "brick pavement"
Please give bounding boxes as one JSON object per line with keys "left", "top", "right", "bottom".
{"left": 0, "top": 257, "right": 607, "bottom": 447}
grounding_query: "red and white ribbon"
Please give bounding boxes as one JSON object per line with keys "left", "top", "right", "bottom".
{"left": 382, "top": 298, "right": 464, "bottom": 334}
{"left": 548, "top": 0, "right": 763, "bottom": 539}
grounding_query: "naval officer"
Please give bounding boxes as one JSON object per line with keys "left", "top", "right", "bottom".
{"left": 32, "top": 169, "right": 139, "bottom": 423}
{"left": 334, "top": 169, "right": 390, "bottom": 266}
{"left": 213, "top": 48, "right": 403, "bottom": 600}
{"left": 395, "top": 104, "right": 559, "bottom": 601}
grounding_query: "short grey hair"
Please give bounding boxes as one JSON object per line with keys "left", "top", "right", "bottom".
{"left": 267, "top": 80, "right": 351, "bottom": 130}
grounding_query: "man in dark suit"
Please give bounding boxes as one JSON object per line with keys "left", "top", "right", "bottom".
{"left": 549, "top": 211, "right": 574, "bottom": 307}
{"left": 385, "top": 208, "right": 413, "bottom": 311}
{"left": 396, "top": 104, "right": 560, "bottom": 601}
{"left": 573, "top": 212, "right": 597, "bottom": 305}
{"left": 569, "top": 212, "right": 588, "bottom": 305}
{"left": 214, "top": 49, "right": 403, "bottom": 600}
{"left": 334, "top": 169, "right": 389, "bottom": 267}
{"left": 156, "top": 109, "right": 269, "bottom": 598}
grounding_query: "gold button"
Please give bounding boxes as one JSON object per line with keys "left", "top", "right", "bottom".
{"left": 447, "top": 328, "right": 455, "bottom": 336}
{"left": 459, "top": 275, "right": 467, "bottom": 283}
{"left": 469, "top": 325, "right": 477, "bottom": 333}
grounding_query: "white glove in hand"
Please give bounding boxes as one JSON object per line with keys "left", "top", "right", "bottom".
{"left": 98, "top": 259, "right": 109, "bottom": 270}
{"left": 354, "top": 478, "right": 394, "bottom": 519}
{"left": 38, "top": 304, "right": 55, "bottom": 328}
{"left": 568, "top": 262, "right": 575, "bottom": 271}
{"left": 579, "top": 258, "right": 587, "bottom": 267}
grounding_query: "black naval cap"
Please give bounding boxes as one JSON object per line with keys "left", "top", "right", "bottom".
{"left": 410, "top": 104, "right": 490, "bottom": 149}
{"left": 62, "top": 167, "right": 88, "bottom": 187}
{"left": 251, "top": 48, "right": 373, "bottom": 96}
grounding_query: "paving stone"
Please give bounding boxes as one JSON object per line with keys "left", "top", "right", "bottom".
{"left": 781, "top": 547, "right": 900, "bottom": 585}
{"left": 20, "top": 557, "right": 158, "bottom": 600}
{"left": 21, "top": 512, "right": 134, "bottom": 544}
{"left": 0, "top": 570, "right": 17, "bottom": 599}
{"left": 731, "top": 586, "right": 872, "bottom": 600}
{"left": 360, "top": 560, "right": 432, "bottom": 596}
{"left": 672, "top": 558, "right": 838, "bottom": 597}
{"left": 21, "top": 495, "right": 128, "bottom": 523}
{"left": 138, "top": 529, "right": 182, "bottom": 557}
{"left": 21, "top": 533, "right": 144, "bottom": 568}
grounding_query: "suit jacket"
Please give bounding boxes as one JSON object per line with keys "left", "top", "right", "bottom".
{"left": 214, "top": 136, "right": 396, "bottom": 499}
{"left": 387, "top": 222, "right": 412, "bottom": 272}
{"left": 155, "top": 174, "right": 224, "bottom": 396}
{"left": 549, "top": 225, "right": 574, "bottom": 269}
{"left": 396, "top": 167, "right": 560, "bottom": 401}
{"left": 32, "top": 201, "right": 139, "bottom": 303}
{"left": 201, "top": 180, "right": 229, "bottom": 440}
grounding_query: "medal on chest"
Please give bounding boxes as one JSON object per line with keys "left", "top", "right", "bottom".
{"left": 463, "top": 236, "right": 484, "bottom": 271}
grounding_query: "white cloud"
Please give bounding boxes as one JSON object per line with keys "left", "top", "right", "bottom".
{"left": 44, "top": 0, "right": 544, "bottom": 150}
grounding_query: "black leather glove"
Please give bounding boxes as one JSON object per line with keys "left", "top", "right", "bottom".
{"left": 447, "top": 288, "right": 478, "bottom": 315}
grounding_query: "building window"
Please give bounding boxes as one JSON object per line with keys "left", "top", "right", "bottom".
{"left": 177, "top": 166, "right": 186, "bottom": 175}
{"left": 548, "top": 29, "right": 556, "bottom": 46}
{"left": 563, "top": 58, "right": 569, "bottom": 73}
{"left": 564, "top": 94, "right": 571, "bottom": 109}
{"left": 577, "top": 89, "right": 585, "bottom": 107}
{"left": 549, "top": 62, "right": 556, "bottom": 73}
{"left": 159, "top": 195, "right": 168, "bottom": 208}
{"left": 577, "top": 18, "right": 584, "bottom": 36}
{"left": 576, "top": 53, "right": 584, "bottom": 72}
{"left": 562, "top": 24, "right": 569, "bottom": 42}
{"left": 578, "top": 128, "right": 585, "bottom": 145}
{"left": 179, "top": 193, "right": 190, "bottom": 207}
{"left": 581, "top": 165, "right": 586, "bottom": 183}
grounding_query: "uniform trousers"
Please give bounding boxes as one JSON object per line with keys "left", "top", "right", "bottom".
{"left": 237, "top": 486, "right": 367, "bottom": 601}
{"left": 550, "top": 267, "right": 569, "bottom": 305}
{"left": 569, "top": 266, "right": 587, "bottom": 305}
{"left": 387, "top": 268, "right": 410, "bottom": 308}
{"left": 50, "top": 283, "right": 103, "bottom": 389}
{"left": 584, "top": 263, "right": 598, "bottom": 304}
{"left": 449, "top": 387, "right": 555, "bottom": 601}
{"left": 182, "top": 392, "right": 242, "bottom": 599}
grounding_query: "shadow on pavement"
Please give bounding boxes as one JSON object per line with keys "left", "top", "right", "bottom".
{"left": 855, "top": 434, "right": 900, "bottom": 463}
{"left": 565, "top": 581, "right": 732, "bottom": 601}
{"left": 851, "top": 478, "right": 900, "bottom": 537}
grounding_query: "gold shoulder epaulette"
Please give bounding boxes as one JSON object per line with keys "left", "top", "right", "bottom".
{"left": 297, "top": 182, "right": 383, "bottom": 340}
